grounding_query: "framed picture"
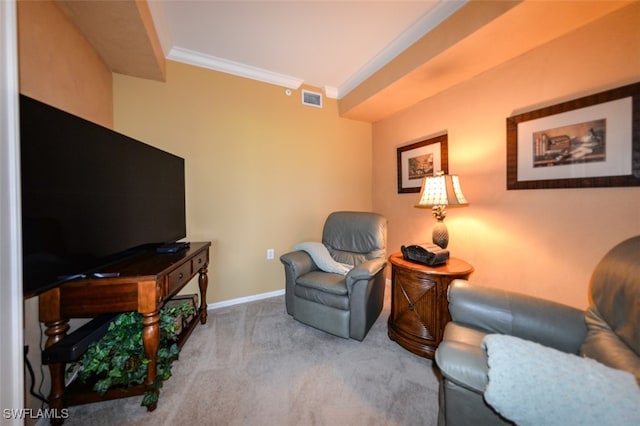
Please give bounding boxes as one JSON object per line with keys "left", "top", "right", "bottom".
{"left": 507, "top": 82, "right": 640, "bottom": 190}
{"left": 397, "top": 134, "right": 448, "bottom": 193}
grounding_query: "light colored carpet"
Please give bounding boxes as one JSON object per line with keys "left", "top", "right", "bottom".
{"left": 63, "top": 288, "right": 440, "bottom": 425}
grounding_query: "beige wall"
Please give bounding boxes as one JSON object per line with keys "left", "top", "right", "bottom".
{"left": 372, "top": 3, "right": 640, "bottom": 309}
{"left": 17, "top": 0, "right": 112, "bottom": 126}
{"left": 113, "top": 61, "right": 373, "bottom": 303}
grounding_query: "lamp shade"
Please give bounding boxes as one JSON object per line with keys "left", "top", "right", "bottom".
{"left": 415, "top": 174, "right": 468, "bottom": 207}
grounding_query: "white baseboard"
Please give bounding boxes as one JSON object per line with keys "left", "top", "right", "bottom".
{"left": 207, "top": 289, "right": 285, "bottom": 311}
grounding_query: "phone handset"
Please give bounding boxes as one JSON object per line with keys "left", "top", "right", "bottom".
{"left": 401, "top": 243, "right": 449, "bottom": 266}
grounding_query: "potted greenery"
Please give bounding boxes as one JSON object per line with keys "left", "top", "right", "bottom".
{"left": 70, "top": 301, "right": 195, "bottom": 407}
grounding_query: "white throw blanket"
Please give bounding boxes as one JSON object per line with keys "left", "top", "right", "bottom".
{"left": 294, "top": 242, "right": 352, "bottom": 275}
{"left": 482, "top": 334, "right": 640, "bottom": 426}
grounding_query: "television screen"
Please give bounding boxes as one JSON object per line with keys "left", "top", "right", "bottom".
{"left": 20, "top": 95, "right": 186, "bottom": 298}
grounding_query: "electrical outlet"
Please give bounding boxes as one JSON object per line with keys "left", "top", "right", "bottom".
{"left": 266, "top": 248, "right": 275, "bottom": 260}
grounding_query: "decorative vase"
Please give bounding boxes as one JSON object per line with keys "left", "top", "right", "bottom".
{"left": 432, "top": 220, "right": 449, "bottom": 249}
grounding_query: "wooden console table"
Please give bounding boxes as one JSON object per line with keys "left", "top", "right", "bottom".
{"left": 388, "top": 252, "right": 473, "bottom": 358}
{"left": 39, "top": 241, "right": 211, "bottom": 420}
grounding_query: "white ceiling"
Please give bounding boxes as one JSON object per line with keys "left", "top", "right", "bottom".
{"left": 148, "top": 0, "right": 467, "bottom": 98}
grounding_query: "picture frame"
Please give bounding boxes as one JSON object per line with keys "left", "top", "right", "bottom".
{"left": 506, "top": 82, "right": 640, "bottom": 190}
{"left": 397, "top": 134, "right": 448, "bottom": 193}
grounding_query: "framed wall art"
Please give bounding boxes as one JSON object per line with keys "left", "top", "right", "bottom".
{"left": 397, "top": 134, "right": 448, "bottom": 193}
{"left": 507, "top": 82, "right": 640, "bottom": 190}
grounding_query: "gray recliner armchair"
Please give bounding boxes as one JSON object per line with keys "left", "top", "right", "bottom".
{"left": 280, "top": 211, "right": 387, "bottom": 341}
{"left": 435, "top": 235, "right": 640, "bottom": 425}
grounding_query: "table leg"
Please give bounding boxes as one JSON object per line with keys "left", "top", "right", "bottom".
{"left": 44, "top": 319, "right": 69, "bottom": 425}
{"left": 141, "top": 310, "right": 159, "bottom": 411}
{"left": 198, "top": 264, "right": 208, "bottom": 324}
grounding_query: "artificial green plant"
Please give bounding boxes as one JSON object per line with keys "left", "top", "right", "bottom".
{"left": 70, "top": 301, "right": 195, "bottom": 407}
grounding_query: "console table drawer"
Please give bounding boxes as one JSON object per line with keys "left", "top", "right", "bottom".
{"left": 192, "top": 250, "right": 208, "bottom": 273}
{"left": 168, "top": 262, "right": 192, "bottom": 295}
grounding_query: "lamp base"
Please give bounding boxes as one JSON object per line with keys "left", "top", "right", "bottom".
{"left": 432, "top": 220, "right": 449, "bottom": 249}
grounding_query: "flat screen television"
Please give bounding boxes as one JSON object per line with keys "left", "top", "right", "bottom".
{"left": 20, "top": 95, "right": 186, "bottom": 299}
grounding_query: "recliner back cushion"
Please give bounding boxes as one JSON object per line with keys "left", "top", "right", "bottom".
{"left": 581, "top": 304, "right": 640, "bottom": 383}
{"left": 322, "top": 211, "right": 387, "bottom": 265}
{"left": 588, "top": 236, "right": 640, "bottom": 355}
{"left": 580, "top": 235, "right": 640, "bottom": 382}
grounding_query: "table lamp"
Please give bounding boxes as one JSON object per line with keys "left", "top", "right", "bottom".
{"left": 415, "top": 172, "right": 468, "bottom": 249}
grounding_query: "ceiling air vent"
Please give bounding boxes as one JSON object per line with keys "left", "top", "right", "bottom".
{"left": 302, "top": 90, "right": 322, "bottom": 108}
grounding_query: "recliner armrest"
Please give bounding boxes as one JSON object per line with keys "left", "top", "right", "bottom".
{"left": 346, "top": 258, "right": 387, "bottom": 290}
{"left": 280, "top": 250, "right": 317, "bottom": 279}
{"left": 448, "top": 280, "right": 587, "bottom": 354}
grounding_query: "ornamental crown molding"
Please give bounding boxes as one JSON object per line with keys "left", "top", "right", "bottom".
{"left": 168, "top": 46, "right": 304, "bottom": 91}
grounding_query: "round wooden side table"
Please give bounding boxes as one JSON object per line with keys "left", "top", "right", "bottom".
{"left": 388, "top": 252, "right": 474, "bottom": 359}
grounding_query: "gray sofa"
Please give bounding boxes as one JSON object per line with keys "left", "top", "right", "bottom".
{"left": 280, "top": 211, "right": 387, "bottom": 341}
{"left": 435, "top": 235, "right": 640, "bottom": 425}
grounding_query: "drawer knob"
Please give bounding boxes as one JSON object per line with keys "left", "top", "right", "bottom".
{"left": 178, "top": 272, "right": 184, "bottom": 280}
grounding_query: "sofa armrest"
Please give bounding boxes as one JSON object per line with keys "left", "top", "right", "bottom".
{"left": 448, "top": 280, "right": 587, "bottom": 354}
{"left": 435, "top": 340, "right": 489, "bottom": 393}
